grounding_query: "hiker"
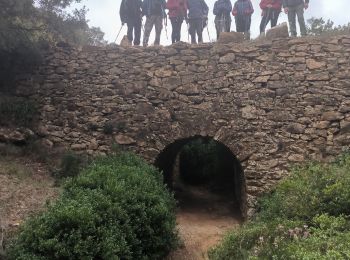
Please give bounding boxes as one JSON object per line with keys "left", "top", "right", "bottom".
{"left": 282, "top": 0, "right": 309, "bottom": 37}
{"left": 120, "top": 0, "right": 143, "bottom": 46}
{"left": 259, "top": 0, "right": 282, "bottom": 34}
{"left": 187, "top": 0, "right": 209, "bottom": 44}
{"left": 142, "top": 0, "right": 167, "bottom": 46}
{"left": 213, "top": 0, "right": 232, "bottom": 40}
{"left": 232, "top": 0, "right": 254, "bottom": 40}
{"left": 166, "top": 0, "right": 188, "bottom": 44}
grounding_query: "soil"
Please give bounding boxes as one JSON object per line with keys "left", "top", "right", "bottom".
{"left": 0, "top": 156, "right": 59, "bottom": 252}
{"left": 167, "top": 184, "right": 243, "bottom": 260}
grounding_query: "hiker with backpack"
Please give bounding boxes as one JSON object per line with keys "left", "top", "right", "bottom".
{"left": 232, "top": 0, "right": 254, "bottom": 40}
{"left": 166, "top": 0, "right": 188, "bottom": 44}
{"left": 259, "top": 0, "right": 282, "bottom": 34}
{"left": 213, "top": 0, "right": 232, "bottom": 40}
{"left": 142, "top": 0, "right": 167, "bottom": 46}
{"left": 187, "top": 0, "right": 209, "bottom": 44}
{"left": 283, "top": 0, "right": 309, "bottom": 37}
{"left": 120, "top": 0, "right": 143, "bottom": 45}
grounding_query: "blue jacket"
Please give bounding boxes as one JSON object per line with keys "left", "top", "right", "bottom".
{"left": 213, "top": 0, "right": 232, "bottom": 16}
{"left": 187, "top": 0, "right": 209, "bottom": 19}
{"left": 142, "top": 0, "right": 166, "bottom": 17}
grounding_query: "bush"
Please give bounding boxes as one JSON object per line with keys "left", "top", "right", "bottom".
{"left": 7, "top": 152, "right": 178, "bottom": 259}
{"left": 209, "top": 154, "right": 350, "bottom": 259}
{"left": 257, "top": 155, "right": 350, "bottom": 222}
{"left": 0, "top": 97, "right": 37, "bottom": 127}
{"left": 54, "top": 152, "right": 88, "bottom": 179}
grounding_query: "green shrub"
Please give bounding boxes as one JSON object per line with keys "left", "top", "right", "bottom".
{"left": 55, "top": 152, "right": 87, "bottom": 179}
{"left": 0, "top": 98, "right": 37, "bottom": 127}
{"left": 265, "top": 215, "right": 350, "bottom": 260}
{"left": 103, "top": 122, "right": 114, "bottom": 135}
{"left": 7, "top": 152, "right": 178, "bottom": 259}
{"left": 210, "top": 154, "right": 350, "bottom": 260}
{"left": 257, "top": 156, "right": 350, "bottom": 222}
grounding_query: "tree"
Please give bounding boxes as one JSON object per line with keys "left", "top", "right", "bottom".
{"left": 307, "top": 17, "right": 350, "bottom": 36}
{"left": 0, "top": 0, "right": 106, "bottom": 91}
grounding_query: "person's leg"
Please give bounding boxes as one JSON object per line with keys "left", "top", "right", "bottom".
{"left": 143, "top": 16, "right": 153, "bottom": 46}
{"left": 197, "top": 18, "right": 203, "bottom": 43}
{"left": 225, "top": 16, "right": 231, "bottom": 33}
{"left": 170, "top": 18, "right": 177, "bottom": 43}
{"left": 127, "top": 22, "right": 133, "bottom": 43}
{"left": 245, "top": 16, "right": 251, "bottom": 40}
{"left": 176, "top": 17, "right": 184, "bottom": 42}
{"left": 189, "top": 19, "right": 196, "bottom": 44}
{"left": 154, "top": 16, "right": 163, "bottom": 45}
{"left": 259, "top": 10, "right": 269, "bottom": 33}
{"left": 235, "top": 16, "right": 244, "bottom": 32}
{"left": 270, "top": 9, "right": 280, "bottom": 28}
{"left": 214, "top": 17, "right": 220, "bottom": 39}
{"left": 134, "top": 19, "right": 142, "bottom": 46}
{"left": 296, "top": 3, "right": 307, "bottom": 36}
{"left": 288, "top": 5, "right": 297, "bottom": 37}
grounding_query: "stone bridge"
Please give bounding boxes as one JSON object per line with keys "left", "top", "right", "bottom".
{"left": 16, "top": 34, "right": 350, "bottom": 217}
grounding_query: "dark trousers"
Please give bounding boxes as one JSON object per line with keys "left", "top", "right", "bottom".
{"left": 127, "top": 19, "right": 142, "bottom": 46}
{"left": 260, "top": 8, "right": 280, "bottom": 33}
{"left": 214, "top": 14, "right": 231, "bottom": 39}
{"left": 170, "top": 17, "right": 184, "bottom": 44}
{"left": 287, "top": 3, "right": 307, "bottom": 36}
{"left": 235, "top": 15, "right": 251, "bottom": 33}
{"left": 189, "top": 18, "right": 203, "bottom": 44}
{"left": 235, "top": 15, "right": 251, "bottom": 40}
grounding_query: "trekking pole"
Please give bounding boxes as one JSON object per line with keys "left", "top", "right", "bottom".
{"left": 187, "top": 22, "right": 190, "bottom": 43}
{"left": 114, "top": 24, "right": 125, "bottom": 43}
{"left": 164, "top": 17, "right": 169, "bottom": 40}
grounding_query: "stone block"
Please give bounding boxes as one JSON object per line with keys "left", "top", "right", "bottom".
{"left": 266, "top": 22, "right": 289, "bottom": 40}
{"left": 217, "top": 32, "right": 244, "bottom": 44}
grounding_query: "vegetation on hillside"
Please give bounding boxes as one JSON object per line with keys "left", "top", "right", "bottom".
{"left": 307, "top": 17, "right": 350, "bottom": 36}
{"left": 6, "top": 152, "right": 178, "bottom": 259}
{"left": 0, "top": 0, "right": 106, "bottom": 91}
{"left": 209, "top": 153, "right": 350, "bottom": 260}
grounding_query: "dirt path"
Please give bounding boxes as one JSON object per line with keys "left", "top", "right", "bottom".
{"left": 168, "top": 186, "right": 242, "bottom": 260}
{"left": 0, "top": 156, "right": 59, "bottom": 252}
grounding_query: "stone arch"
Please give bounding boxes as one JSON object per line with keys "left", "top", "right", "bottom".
{"left": 154, "top": 135, "right": 248, "bottom": 219}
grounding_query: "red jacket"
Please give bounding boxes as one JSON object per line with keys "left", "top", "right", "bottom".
{"left": 259, "top": 0, "right": 282, "bottom": 10}
{"left": 166, "top": 0, "right": 188, "bottom": 18}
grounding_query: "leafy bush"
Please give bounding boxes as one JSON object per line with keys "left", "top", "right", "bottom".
{"left": 209, "top": 154, "right": 350, "bottom": 260}
{"left": 0, "top": 98, "right": 37, "bottom": 127}
{"left": 54, "top": 152, "right": 88, "bottom": 179}
{"left": 7, "top": 152, "right": 178, "bottom": 259}
{"left": 103, "top": 122, "right": 114, "bottom": 135}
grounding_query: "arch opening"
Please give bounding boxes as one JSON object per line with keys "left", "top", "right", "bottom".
{"left": 154, "top": 135, "right": 247, "bottom": 219}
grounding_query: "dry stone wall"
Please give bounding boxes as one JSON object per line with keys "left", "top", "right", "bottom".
{"left": 15, "top": 34, "right": 350, "bottom": 215}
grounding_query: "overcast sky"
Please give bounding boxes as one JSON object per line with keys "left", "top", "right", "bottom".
{"left": 71, "top": 0, "right": 349, "bottom": 45}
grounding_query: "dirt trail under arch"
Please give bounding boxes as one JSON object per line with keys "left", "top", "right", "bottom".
{"left": 167, "top": 186, "right": 242, "bottom": 260}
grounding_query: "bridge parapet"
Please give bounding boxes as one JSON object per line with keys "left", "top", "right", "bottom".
{"left": 14, "top": 34, "right": 350, "bottom": 215}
